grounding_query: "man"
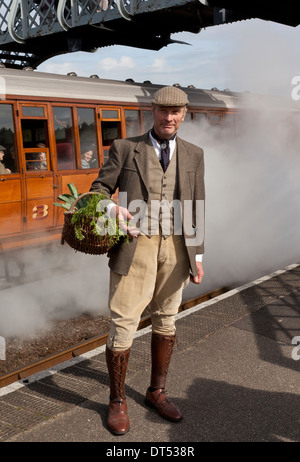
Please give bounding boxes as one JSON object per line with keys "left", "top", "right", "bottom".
{"left": 0, "top": 145, "right": 11, "bottom": 174}
{"left": 90, "top": 86, "right": 205, "bottom": 435}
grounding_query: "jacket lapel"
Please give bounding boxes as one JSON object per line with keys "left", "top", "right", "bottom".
{"left": 176, "top": 137, "right": 190, "bottom": 199}
{"left": 133, "top": 132, "right": 154, "bottom": 195}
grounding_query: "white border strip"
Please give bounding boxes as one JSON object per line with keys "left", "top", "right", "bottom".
{"left": 0, "top": 263, "right": 299, "bottom": 397}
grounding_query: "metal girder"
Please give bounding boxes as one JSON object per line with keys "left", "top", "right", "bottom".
{"left": 0, "top": 0, "right": 207, "bottom": 68}
{"left": 2, "top": 0, "right": 202, "bottom": 44}
{"left": 0, "top": 0, "right": 299, "bottom": 69}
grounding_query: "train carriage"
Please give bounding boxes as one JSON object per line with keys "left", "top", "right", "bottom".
{"left": 0, "top": 67, "right": 272, "bottom": 252}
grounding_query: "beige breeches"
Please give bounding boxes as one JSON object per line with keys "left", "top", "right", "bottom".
{"left": 107, "top": 234, "right": 190, "bottom": 351}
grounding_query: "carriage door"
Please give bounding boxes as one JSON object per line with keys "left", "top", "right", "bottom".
{"left": 100, "top": 108, "right": 123, "bottom": 164}
{"left": 17, "top": 103, "right": 55, "bottom": 231}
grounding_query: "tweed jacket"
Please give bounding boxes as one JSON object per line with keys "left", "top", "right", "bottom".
{"left": 90, "top": 132, "right": 205, "bottom": 276}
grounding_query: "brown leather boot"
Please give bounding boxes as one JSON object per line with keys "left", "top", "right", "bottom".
{"left": 106, "top": 346, "right": 130, "bottom": 435}
{"left": 145, "top": 333, "right": 183, "bottom": 422}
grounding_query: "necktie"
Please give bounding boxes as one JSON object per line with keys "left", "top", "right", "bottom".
{"left": 151, "top": 129, "right": 176, "bottom": 172}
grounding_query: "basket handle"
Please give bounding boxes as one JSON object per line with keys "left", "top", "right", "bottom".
{"left": 69, "top": 191, "right": 103, "bottom": 212}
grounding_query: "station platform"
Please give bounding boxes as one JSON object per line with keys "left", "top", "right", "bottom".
{"left": 1, "top": 263, "right": 300, "bottom": 444}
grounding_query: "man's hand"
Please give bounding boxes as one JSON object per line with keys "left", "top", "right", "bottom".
{"left": 190, "top": 261, "right": 204, "bottom": 284}
{"left": 110, "top": 205, "right": 140, "bottom": 237}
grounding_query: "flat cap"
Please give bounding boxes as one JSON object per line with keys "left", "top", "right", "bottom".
{"left": 152, "top": 86, "right": 189, "bottom": 107}
{"left": 0, "top": 145, "right": 6, "bottom": 151}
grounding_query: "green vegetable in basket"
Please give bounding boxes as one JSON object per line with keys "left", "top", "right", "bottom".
{"left": 54, "top": 183, "right": 89, "bottom": 210}
{"left": 54, "top": 183, "right": 129, "bottom": 245}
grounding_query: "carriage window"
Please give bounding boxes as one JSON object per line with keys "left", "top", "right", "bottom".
{"left": 21, "top": 119, "right": 49, "bottom": 171}
{"left": 125, "top": 110, "right": 141, "bottom": 137}
{"left": 193, "top": 113, "right": 207, "bottom": 123}
{"left": 142, "top": 110, "right": 153, "bottom": 132}
{"left": 0, "top": 104, "right": 17, "bottom": 173}
{"left": 77, "top": 107, "right": 99, "bottom": 169}
{"left": 102, "top": 109, "right": 119, "bottom": 119}
{"left": 21, "top": 119, "right": 47, "bottom": 147}
{"left": 208, "top": 114, "right": 222, "bottom": 125}
{"left": 53, "top": 106, "right": 76, "bottom": 170}
{"left": 22, "top": 106, "right": 45, "bottom": 117}
{"left": 25, "top": 146, "right": 49, "bottom": 171}
{"left": 101, "top": 121, "right": 121, "bottom": 146}
{"left": 103, "top": 148, "right": 110, "bottom": 165}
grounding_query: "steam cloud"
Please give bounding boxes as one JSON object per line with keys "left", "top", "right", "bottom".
{"left": 0, "top": 247, "right": 110, "bottom": 338}
{"left": 181, "top": 92, "right": 300, "bottom": 300}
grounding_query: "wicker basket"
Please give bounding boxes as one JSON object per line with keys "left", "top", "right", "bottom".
{"left": 61, "top": 191, "right": 117, "bottom": 255}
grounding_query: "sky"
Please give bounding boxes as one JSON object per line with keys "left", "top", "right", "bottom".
{"left": 38, "top": 18, "right": 300, "bottom": 99}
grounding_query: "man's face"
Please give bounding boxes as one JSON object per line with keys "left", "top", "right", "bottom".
{"left": 152, "top": 105, "right": 186, "bottom": 139}
{"left": 39, "top": 152, "right": 46, "bottom": 161}
{"left": 0, "top": 150, "right": 4, "bottom": 161}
